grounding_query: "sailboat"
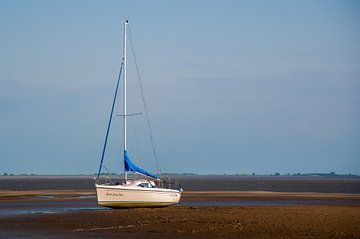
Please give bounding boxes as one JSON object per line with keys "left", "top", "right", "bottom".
{"left": 95, "top": 20, "right": 182, "bottom": 208}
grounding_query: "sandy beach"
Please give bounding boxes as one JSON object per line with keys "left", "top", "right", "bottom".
{"left": 1, "top": 190, "right": 360, "bottom": 238}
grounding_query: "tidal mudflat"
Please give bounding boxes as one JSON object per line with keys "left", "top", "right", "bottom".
{"left": 1, "top": 190, "right": 360, "bottom": 238}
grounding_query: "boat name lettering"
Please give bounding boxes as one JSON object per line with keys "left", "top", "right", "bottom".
{"left": 106, "top": 192, "right": 124, "bottom": 197}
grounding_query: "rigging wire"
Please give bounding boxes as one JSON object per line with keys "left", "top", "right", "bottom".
{"left": 102, "top": 165, "right": 120, "bottom": 176}
{"left": 102, "top": 165, "right": 119, "bottom": 185}
{"left": 97, "top": 64, "right": 123, "bottom": 180}
{"left": 127, "top": 25, "right": 161, "bottom": 176}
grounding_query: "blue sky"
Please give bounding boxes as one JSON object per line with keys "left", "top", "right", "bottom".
{"left": 0, "top": 0, "right": 359, "bottom": 175}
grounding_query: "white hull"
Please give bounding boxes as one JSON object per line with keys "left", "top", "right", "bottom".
{"left": 95, "top": 184, "right": 182, "bottom": 208}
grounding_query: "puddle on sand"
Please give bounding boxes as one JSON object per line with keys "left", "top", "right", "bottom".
{"left": 22, "top": 195, "right": 96, "bottom": 200}
{"left": 0, "top": 207, "right": 107, "bottom": 217}
{"left": 78, "top": 195, "right": 96, "bottom": 199}
{"left": 0, "top": 200, "right": 107, "bottom": 217}
{"left": 32, "top": 196, "right": 57, "bottom": 199}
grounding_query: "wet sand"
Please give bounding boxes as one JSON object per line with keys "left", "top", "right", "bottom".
{"left": 2, "top": 190, "right": 360, "bottom": 201}
{"left": 1, "top": 190, "right": 360, "bottom": 238}
{"left": 0, "top": 190, "right": 95, "bottom": 202}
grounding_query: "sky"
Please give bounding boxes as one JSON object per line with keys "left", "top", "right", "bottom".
{"left": 0, "top": 0, "right": 359, "bottom": 175}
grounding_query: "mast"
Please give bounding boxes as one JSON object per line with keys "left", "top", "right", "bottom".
{"left": 123, "top": 20, "right": 128, "bottom": 181}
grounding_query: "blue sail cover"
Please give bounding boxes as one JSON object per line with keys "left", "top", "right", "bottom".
{"left": 124, "top": 151, "right": 158, "bottom": 179}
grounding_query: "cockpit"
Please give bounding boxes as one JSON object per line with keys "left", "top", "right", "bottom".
{"left": 124, "top": 179, "right": 157, "bottom": 188}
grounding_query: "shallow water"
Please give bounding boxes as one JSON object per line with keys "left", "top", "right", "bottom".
{"left": 1, "top": 175, "right": 360, "bottom": 193}
{"left": 0, "top": 200, "right": 104, "bottom": 217}
{"left": 1, "top": 198, "right": 359, "bottom": 217}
